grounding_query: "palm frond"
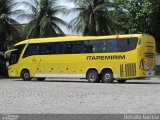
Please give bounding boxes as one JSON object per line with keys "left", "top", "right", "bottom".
{"left": 17, "top": 13, "right": 36, "bottom": 21}
{"left": 51, "top": 16, "right": 68, "bottom": 26}
{"left": 51, "top": 22, "right": 65, "bottom": 35}
{"left": 22, "top": 19, "right": 37, "bottom": 39}
{"left": 21, "top": 0, "right": 66, "bottom": 39}
{"left": 8, "top": 9, "right": 24, "bottom": 16}
{"left": 66, "top": 7, "right": 85, "bottom": 15}
{"left": 68, "top": 0, "right": 115, "bottom": 35}
{"left": 19, "top": 1, "right": 38, "bottom": 15}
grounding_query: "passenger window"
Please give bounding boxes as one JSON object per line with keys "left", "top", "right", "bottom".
{"left": 117, "top": 38, "right": 138, "bottom": 52}
{"left": 75, "top": 42, "right": 84, "bottom": 53}
{"left": 84, "top": 41, "right": 93, "bottom": 53}
{"left": 60, "top": 43, "right": 66, "bottom": 54}
{"left": 106, "top": 40, "right": 118, "bottom": 52}
{"left": 66, "top": 42, "right": 74, "bottom": 54}
{"left": 45, "top": 44, "right": 53, "bottom": 54}
{"left": 54, "top": 43, "right": 60, "bottom": 54}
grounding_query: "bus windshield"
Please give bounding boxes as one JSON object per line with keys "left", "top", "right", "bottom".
{"left": 9, "top": 45, "right": 25, "bottom": 66}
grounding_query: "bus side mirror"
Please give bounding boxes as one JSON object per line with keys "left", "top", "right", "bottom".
{"left": 5, "top": 49, "right": 17, "bottom": 60}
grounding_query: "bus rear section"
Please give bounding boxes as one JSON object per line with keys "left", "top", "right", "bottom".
{"left": 138, "top": 35, "right": 156, "bottom": 78}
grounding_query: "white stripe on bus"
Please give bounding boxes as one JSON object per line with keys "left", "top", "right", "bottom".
{"left": 35, "top": 74, "right": 119, "bottom": 79}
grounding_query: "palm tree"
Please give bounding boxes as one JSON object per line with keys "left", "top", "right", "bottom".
{"left": 0, "top": 0, "right": 22, "bottom": 53}
{"left": 68, "top": 0, "right": 115, "bottom": 36}
{"left": 21, "top": 0, "right": 68, "bottom": 39}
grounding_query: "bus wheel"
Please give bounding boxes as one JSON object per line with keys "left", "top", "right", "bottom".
{"left": 87, "top": 70, "right": 100, "bottom": 83}
{"left": 37, "top": 78, "right": 46, "bottom": 81}
{"left": 21, "top": 70, "right": 32, "bottom": 81}
{"left": 117, "top": 80, "right": 127, "bottom": 83}
{"left": 102, "top": 70, "right": 114, "bottom": 83}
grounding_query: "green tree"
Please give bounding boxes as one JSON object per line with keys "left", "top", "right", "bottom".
{"left": 21, "top": 0, "right": 68, "bottom": 39}
{"left": 0, "top": 0, "right": 22, "bottom": 52}
{"left": 149, "top": 0, "right": 160, "bottom": 52}
{"left": 68, "top": 0, "right": 115, "bottom": 36}
{"left": 111, "top": 0, "right": 151, "bottom": 34}
{"left": 113, "top": 0, "right": 160, "bottom": 52}
{"left": 127, "top": 0, "right": 151, "bottom": 34}
{"left": 110, "top": 0, "right": 130, "bottom": 34}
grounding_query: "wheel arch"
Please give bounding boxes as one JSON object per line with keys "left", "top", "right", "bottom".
{"left": 101, "top": 68, "right": 113, "bottom": 75}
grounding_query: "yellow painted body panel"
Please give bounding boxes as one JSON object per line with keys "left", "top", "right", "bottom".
{"left": 8, "top": 34, "right": 156, "bottom": 79}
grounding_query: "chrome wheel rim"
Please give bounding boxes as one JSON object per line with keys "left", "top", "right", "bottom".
{"left": 105, "top": 73, "right": 111, "bottom": 80}
{"left": 24, "top": 72, "right": 29, "bottom": 79}
{"left": 89, "top": 72, "right": 97, "bottom": 81}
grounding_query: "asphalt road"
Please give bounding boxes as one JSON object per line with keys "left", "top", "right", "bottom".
{"left": 0, "top": 77, "right": 160, "bottom": 114}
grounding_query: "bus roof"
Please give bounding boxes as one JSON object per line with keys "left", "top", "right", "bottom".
{"left": 15, "top": 34, "right": 147, "bottom": 46}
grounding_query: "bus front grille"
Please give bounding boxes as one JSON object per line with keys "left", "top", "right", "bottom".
{"left": 120, "top": 63, "right": 136, "bottom": 77}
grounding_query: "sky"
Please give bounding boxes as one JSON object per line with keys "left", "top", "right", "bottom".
{"left": 15, "top": 0, "right": 75, "bottom": 34}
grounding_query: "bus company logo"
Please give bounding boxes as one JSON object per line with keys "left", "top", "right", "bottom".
{"left": 87, "top": 55, "right": 126, "bottom": 60}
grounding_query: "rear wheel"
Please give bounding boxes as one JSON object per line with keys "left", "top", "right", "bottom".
{"left": 87, "top": 70, "right": 100, "bottom": 83}
{"left": 117, "top": 80, "right": 127, "bottom": 83}
{"left": 102, "top": 70, "right": 114, "bottom": 83}
{"left": 21, "top": 70, "right": 32, "bottom": 81}
{"left": 37, "top": 78, "right": 46, "bottom": 81}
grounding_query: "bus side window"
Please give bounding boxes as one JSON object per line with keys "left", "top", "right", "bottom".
{"left": 117, "top": 39, "right": 126, "bottom": 52}
{"left": 128, "top": 38, "right": 138, "bottom": 50}
{"left": 33, "top": 44, "right": 43, "bottom": 55}
{"left": 23, "top": 44, "right": 41, "bottom": 57}
{"left": 84, "top": 41, "right": 93, "bottom": 53}
{"left": 23, "top": 44, "right": 32, "bottom": 57}
{"left": 92, "top": 41, "right": 97, "bottom": 53}
{"left": 54, "top": 43, "right": 60, "bottom": 54}
{"left": 92, "top": 41, "right": 102, "bottom": 53}
{"left": 75, "top": 42, "right": 84, "bottom": 53}
{"left": 106, "top": 39, "right": 118, "bottom": 52}
{"left": 45, "top": 44, "right": 53, "bottom": 54}
{"left": 55, "top": 42, "right": 68, "bottom": 54}
{"left": 60, "top": 43, "right": 66, "bottom": 54}
{"left": 102, "top": 41, "right": 107, "bottom": 52}
{"left": 117, "top": 38, "right": 138, "bottom": 52}
{"left": 37, "top": 44, "right": 43, "bottom": 55}
{"left": 66, "top": 42, "right": 74, "bottom": 54}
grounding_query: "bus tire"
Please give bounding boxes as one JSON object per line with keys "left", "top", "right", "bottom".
{"left": 87, "top": 70, "right": 100, "bottom": 83}
{"left": 21, "top": 70, "right": 32, "bottom": 81}
{"left": 102, "top": 70, "right": 114, "bottom": 83}
{"left": 37, "top": 78, "right": 46, "bottom": 81}
{"left": 117, "top": 80, "right": 127, "bottom": 83}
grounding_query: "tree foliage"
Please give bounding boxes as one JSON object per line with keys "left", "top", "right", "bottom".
{"left": 111, "top": 0, "right": 150, "bottom": 33}
{"left": 68, "top": 0, "right": 115, "bottom": 36}
{"left": 0, "top": 0, "right": 22, "bottom": 52}
{"left": 1, "top": 0, "right": 160, "bottom": 53}
{"left": 149, "top": 0, "right": 160, "bottom": 52}
{"left": 21, "top": 0, "right": 68, "bottom": 39}
{"left": 112, "top": 0, "right": 160, "bottom": 52}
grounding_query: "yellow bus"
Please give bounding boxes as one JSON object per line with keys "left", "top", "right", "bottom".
{"left": 7, "top": 34, "right": 156, "bottom": 83}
